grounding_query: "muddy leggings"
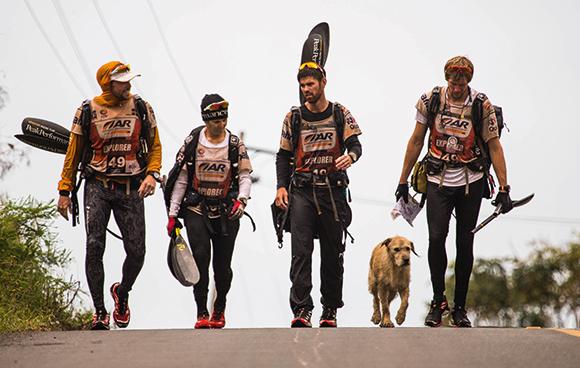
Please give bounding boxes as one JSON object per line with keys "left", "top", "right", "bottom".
{"left": 426, "top": 178, "right": 484, "bottom": 307}
{"left": 84, "top": 179, "right": 146, "bottom": 311}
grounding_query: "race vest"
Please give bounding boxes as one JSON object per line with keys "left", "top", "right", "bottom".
{"left": 86, "top": 99, "right": 146, "bottom": 176}
{"left": 428, "top": 100, "right": 479, "bottom": 164}
{"left": 192, "top": 143, "right": 233, "bottom": 199}
{"left": 294, "top": 116, "right": 342, "bottom": 175}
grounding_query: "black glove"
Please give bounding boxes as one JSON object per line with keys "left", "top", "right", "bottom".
{"left": 493, "top": 191, "right": 513, "bottom": 214}
{"left": 395, "top": 183, "right": 409, "bottom": 203}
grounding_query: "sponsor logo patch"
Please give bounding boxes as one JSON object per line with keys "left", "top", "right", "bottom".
{"left": 301, "top": 127, "right": 336, "bottom": 153}
{"left": 96, "top": 117, "right": 136, "bottom": 138}
{"left": 196, "top": 160, "right": 230, "bottom": 181}
{"left": 436, "top": 115, "right": 471, "bottom": 138}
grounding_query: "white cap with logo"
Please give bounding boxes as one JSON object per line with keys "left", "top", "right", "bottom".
{"left": 110, "top": 64, "right": 141, "bottom": 82}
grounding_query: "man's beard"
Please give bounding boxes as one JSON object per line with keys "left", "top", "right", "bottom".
{"left": 306, "top": 92, "right": 321, "bottom": 104}
{"left": 120, "top": 90, "right": 131, "bottom": 99}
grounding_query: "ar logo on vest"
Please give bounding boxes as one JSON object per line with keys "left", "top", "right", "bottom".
{"left": 104, "top": 120, "right": 132, "bottom": 130}
{"left": 98, "top": 118, "right": 135, "bottom": 138}
{"left": 304, "top": 131, "right": 334, "bottom": 143}
{"left": 199, "top": 163, "right": 226, "bottom": 173}
{"left": 302, "top": 127, "right": 336, "bottom": 153}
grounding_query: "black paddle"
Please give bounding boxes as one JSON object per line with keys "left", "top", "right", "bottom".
{"left": 471, "top": 193, "right": 535, "bottom": 234}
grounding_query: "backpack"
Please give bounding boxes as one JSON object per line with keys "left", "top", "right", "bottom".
{"left": 427, "top": 87, "right": 505, "bottom": 168}
{"left": 427, "top": 87, "right": 506, "bottom": 198}
{"left": 163, "top": 126, "right": 240, "bottom": 218}
{"left": 70, "top": 95, "right": 153, "bottom": 228}
{"left": 79, "top": 95, "right": 153, "bottom": 172}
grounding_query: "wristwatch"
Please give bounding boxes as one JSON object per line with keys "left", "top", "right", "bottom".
{"left": 238, "top": 197, "right": 248, "bottom": 206}
{"left": 150, "top": 172, "right": 162, "bottom": 182}
{"left": 499, "top": 185, "right": 511, "bottom": 193}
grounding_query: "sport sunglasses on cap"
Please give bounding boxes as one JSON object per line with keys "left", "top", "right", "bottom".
{"left": 110, "top": 63, "right": 131, "bottom": 76}
{"left": 299, "top": 62, "right": 326, "bottom": 76}
{"left": 203, "top": 100, "right": 229, "bottom": 112}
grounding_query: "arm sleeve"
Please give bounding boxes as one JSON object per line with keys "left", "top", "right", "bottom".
{"left": 57, "top": 132, "right": 84, "bottom": 192}
{"left": 345, "top": 135, "right": 362, "bottom": 162}
{"left": 238, "top": 169, "right": 252, "bottom": 200}
{"left": 168, "top": 165, "right": 188, "bottom": 217}
{"left": 146, "top": 126, "right": 162, "bottom": 174}
{"left": 276, "top": 148, "right": 293, "bottom": 189}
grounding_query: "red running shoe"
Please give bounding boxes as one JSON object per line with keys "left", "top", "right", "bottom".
{"left": 110, "top": 282, "right": 130, "bottom": 328}
{"left": 291, "top": 308, "right": 312, "bottom": 328}
{"left": 195, "top": 313, "right": 211, "bottom": 329}
{"left": 319, "top": 306, "right": 337, "bottom": 328}
{"left": 91, "top": 309, "right": 110, "bottom": 330}
{"left": 209, "top": 310, "right": 226, "bottom": 329}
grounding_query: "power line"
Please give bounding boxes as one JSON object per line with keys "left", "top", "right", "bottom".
{"left": 91, "top": 0, "right": 126, "bottom": 61}
{"left": 90, "top": 0, "right": 181, "bottom": 145}
{"left": 51, "top": 0, "right": 99, "bottom": 95}
{"left": 145, "top": 0, "right": 197, "bottom": 111}
{"left": 23, "top": 0, "right": 88, "bottom": 96}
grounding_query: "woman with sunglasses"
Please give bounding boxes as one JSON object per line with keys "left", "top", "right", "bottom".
{"left": 165, "top": 94, "right": 252, "bottom": 329}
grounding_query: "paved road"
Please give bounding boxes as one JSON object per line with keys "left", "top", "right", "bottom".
{"left": 1, "top": 328, "right": 578, "bottom": 368}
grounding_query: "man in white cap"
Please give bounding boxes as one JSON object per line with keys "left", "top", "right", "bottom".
{"left": 57, "top": 61, "right": 162, "bottom": 330}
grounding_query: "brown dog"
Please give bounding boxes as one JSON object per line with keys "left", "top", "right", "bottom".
{"left": 368, "top": 236, "right": 417, "bottom": 327}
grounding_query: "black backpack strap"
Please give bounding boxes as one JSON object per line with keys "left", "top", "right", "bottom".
{"left": 427, "top": 86, "right": 441, "bottom": 129}
{"left": 228, "top": 130, "right": 240, "bottom": 192}
{"left": 80, "top": 99, "right": 92, "bottom": 138}
{"left": 164, "top": 126, "right": 204, "bottom": 211}
{"left": 290, "top": 106, "right": 301, "bottom": 152}
{"left": 332, "top": 102, "right": 346, "bottom": 153}
{"left": 472, "top": 92, "right": 487, "bottom": 138}
{"left": 133, "top": 95, "right": 151, "bottom": 133}
{"left": 70, "top": 99, "right": 93, "bottom": 227}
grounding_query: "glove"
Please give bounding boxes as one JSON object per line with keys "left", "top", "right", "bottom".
{"left": 166, "top": 217, "right": 182, "bottom": 236}
{"left": 395, "top": 183, "right": 409, "bottom": 203}
{"left": 493, "top": 191, "right": 513, "bottom": 214}
{"left": 229, "top": 199, "right": 245, "bottom": 220}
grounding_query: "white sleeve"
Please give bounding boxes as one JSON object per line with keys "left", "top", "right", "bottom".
{"left": 168, "top": 165, "right": 189, "bottom": 217}
{"left": 237, "top": 169, "right": 252, "bottom": 201}
{"left": 415, "top": 109, "right": 428, "bottom": 125}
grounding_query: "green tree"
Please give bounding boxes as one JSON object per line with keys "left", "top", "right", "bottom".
{"left": 0, "top": 197, "right": 91, "bottom": 331}
{"left": 445, "top": 236, "right": 580, "bottom": 328}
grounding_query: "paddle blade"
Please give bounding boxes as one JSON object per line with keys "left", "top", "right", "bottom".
{"left": 167, "top": 230, "right": 199, "bottom": 286}
{"left": 21, "top": 117, "right": 70, "bottom": 144}
{"left": 15, "top": 134, "right": 68, "bottom": 154}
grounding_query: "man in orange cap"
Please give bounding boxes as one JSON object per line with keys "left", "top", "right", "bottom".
{"left": 57, "top": 61, "right": 162, "bottom": 330}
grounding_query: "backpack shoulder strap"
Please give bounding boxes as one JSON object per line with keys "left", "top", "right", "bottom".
{"left": 472, "top": 92, "right": 487, "bottom": 137}
{"left": 426, "top": 86, "right": 441, "bottom": 129}
{"left": 164, "top": 126, "right": 204, "bottom": 209}
{"left": 133, "top": 95, "right": 152, "bottom": 139}
{"left": 80, "top": 99, "right": 92, "bottom": 139}
{"left": 184, "top": 125, "right": 204, "bottom": 163}
{"left": 228, "top": 130, "right": 240, "bottom": 190}
{"left": 290, "top": 106, "right": 301, "bottom": 152}
{"left": 332, "top": 102, "right": 346, "bottom": 152}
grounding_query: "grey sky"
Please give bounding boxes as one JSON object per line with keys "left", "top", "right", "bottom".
{"left": 1, "top": 0, "right": 579, "bottom": 328}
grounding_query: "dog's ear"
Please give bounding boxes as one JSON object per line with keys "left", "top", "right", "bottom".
{"left": 382, "top": 238, "right": 392, "bottom": 247}
{"left": 410, "top": 241, "right": 420, "bottom": 257}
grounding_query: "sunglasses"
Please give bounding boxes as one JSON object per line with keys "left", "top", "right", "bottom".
{"left": 203, "top": 100, "right": 229, "bottom": 112}
{"left": 299, "top": 62, "right": 326, "bottom": 76}
{"left": 446, "top": 65, "right": 473, "bottom": 73}
{"left": 110, "top": 63, "right": 131, "bottom": 76}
